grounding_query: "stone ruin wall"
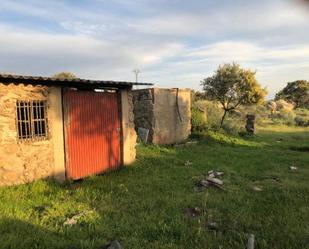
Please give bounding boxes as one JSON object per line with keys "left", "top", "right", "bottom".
{"left": 132, "top": 89, "right": 155, "bottom": 142}
{"left": 133, "top": 88, "right": 191, "bottom": 145}
{"left": 0, "top": 83, "right": 56, "bottom": 186}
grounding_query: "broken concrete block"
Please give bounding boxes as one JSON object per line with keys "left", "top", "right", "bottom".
{"left": 63, "top": 210, "right": 94, "bottom": 226}
{"left": 184, "top": 160, "right": 193, "bottom": 166}
{"left": 185, "top": 207, "right": 202, "bottom": 218}
{"left": 289, "top": 166, "right": 298, "bottom": 171}
{"left": 106, "top": 240, "right": 123, "bottom": 249}
{"left": 199, "top": 180, "right": 210, "bottom": 187}
{"left": 207, "top": 170, "right": 214, "bottom": 174}
{"left": 186, "top": 141, "right": 198, "bottom": 145}
{"left": 247, "top": 234, "right": 255, "bottom": 249}
{"left": 137, "top": 127, "right": 149, "bottom": 143}
{"left": 252, "top": 186, "right": 263, "bottom": 192}
{"left": 214, "top": 171, "right": 224, "bottom": 177}
{"left": 207, "top": 178, "right": 223, "bottom": 186}
{"left": 207, "top": 170, "right": 224, "bottom": 178}
{"left": 207, "top": 221, "right": 219, "bottom": 231}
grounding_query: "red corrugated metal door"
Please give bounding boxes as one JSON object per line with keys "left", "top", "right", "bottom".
{"left": 64, "top": 90, "right": 121, "bottom": 180}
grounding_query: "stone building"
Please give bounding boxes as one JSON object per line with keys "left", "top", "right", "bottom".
{"left": 0, "top": 74, "right": 152, "bottom": 186}
{"left": 133, "top": 88, "right": 191, "bottom": 145}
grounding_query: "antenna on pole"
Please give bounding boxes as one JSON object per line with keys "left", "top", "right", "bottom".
{"left": 133, "top": 69, "right": 141, "bottom": 83}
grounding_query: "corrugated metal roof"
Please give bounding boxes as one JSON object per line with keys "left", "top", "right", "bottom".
{"left": 0, "top": 74, "right": 153, "bottom": 89}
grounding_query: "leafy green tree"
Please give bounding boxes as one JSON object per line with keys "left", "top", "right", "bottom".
{"left": 52, "top": 72, "right": 77, "bottom": 80}
{"left": 201, "top": 63, "right": 267, "bottom": 127}
{"left": 275, "top": 80, "right": 309, "bottom": 109}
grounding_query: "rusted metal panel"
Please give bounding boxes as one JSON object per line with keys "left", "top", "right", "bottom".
{"left": 64, "top": 90, "right": 121, "bottom": 179}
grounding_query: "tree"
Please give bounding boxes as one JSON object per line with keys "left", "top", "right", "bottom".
{"left": 201, "top": 63, "right": 267, "bottom": 127}
{"left": 52, "top": 72, "right": 77, "bottom": 80}
{"left": 275, "top": 80, "right": 309, "bottom": 109}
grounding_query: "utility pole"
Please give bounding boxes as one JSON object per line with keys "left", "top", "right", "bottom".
{"left": 133, "top": 69, "right": 141, "bottom": 83}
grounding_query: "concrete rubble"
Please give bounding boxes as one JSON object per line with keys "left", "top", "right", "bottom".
{"left": 289, "top": 166, "right": 298, "bottom": 171}
{"left": 63, "top": 210, "right": 94, "bottom": 226}
{"left": 106, "top": 240, "right": 123, "bottom": 249}
{"left": 197, "top": 170, "right": 225, "bottom": 190}
{"left": 252, "top": 186, "right": 263, "bottom": 192}
{"left": 247, "top": 234, "right": 255, "bottom": 249}
{"left": 174, "top": 140, "right": 198, "bottom": 148}
{"left": 207, "top": 221, "right": 219, "bottom": 231}
{"left": 185, "top": 207, "right": 202, "bottom": 218}
{"left": 184, "top": 160, "right": 193, "bottom": 166}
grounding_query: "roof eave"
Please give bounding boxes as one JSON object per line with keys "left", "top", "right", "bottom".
{"left": 0, "top": 74, "right": 153, "bottom": 89}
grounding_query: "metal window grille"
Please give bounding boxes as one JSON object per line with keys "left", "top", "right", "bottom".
{"left": 16, "top": 100, "right": 48, "bottom": 141}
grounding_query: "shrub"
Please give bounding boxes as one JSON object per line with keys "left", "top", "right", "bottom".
{"left": 238, "top": 104, "right": 269, "bottom": 126}
{"left": 295, "top": 116, "right": 309, "bottom": 127}
{"left": 194, "top": 100, "right": 223, "bottom": 130}
{"left": 271, "top": 109, "right": 296, "bottom": 126}
{"left": 191, "top": 106, "right": 208, "bottom": 133}
{"left": 229, "top": 109, "right": 242, "bottom": 118}
{"left": 294, "top": 108, "right": 309, "bottom": 117}
{"left": 221, "top": 120, "right": 243, "bottom": 135}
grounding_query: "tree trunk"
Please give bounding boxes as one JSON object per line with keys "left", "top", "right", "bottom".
{"left": 220, "top": 110, "right": 227, "bottom": 128}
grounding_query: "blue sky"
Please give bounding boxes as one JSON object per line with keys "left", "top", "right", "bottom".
{"left": 0, "top": 0, "right": 309, "bottom": 98}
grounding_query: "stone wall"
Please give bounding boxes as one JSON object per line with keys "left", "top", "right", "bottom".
{"left": 132, "top": 89, "right": 155, "bottom": 141}
{"left": 0, "top": 83, "right": 64, "bottom": 186}
{"left": 121, "top": 90, "right": 137, "bottom": 165}
{"left": 133, "top": 88, "right": 191, "bottom": 145}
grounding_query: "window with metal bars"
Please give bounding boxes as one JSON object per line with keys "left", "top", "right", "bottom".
{"left": 16, "top": 100, "right": 48, "bottom": 141}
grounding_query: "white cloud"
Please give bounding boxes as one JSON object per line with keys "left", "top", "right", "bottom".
{"left": 186, "top": 41, "right": 309, "bottom": 63}
{"left": 139, "top": 41, "right": 309, "bottom": 98}
{"left": 60, "top": 21, "right": 108, "bottom": 35}
{"left": 127, "top": 0, "right": 309, "bottom": 40}
{"left": 0, "top": 0, "right": 308, "bottom": 98}
{"left": 0, "top": 24, "right": 184, "bottom": 81}
{"left": 1, "top": 22, "right": 309, "bottom": 98}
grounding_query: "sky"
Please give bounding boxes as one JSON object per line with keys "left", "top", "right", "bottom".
{"left": 0, "top": 0, "right": 309, "bottom": 98}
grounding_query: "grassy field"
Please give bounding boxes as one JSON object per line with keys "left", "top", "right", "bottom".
{"left": 0, "top": 126, "right": 309, "bottom": 249}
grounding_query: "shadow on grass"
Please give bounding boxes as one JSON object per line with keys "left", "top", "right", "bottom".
{"left": 289, "top": 146, "right": 309, "bottom": 152}
{"left": 0, "top": 218, "right": 69, "bottom": 249}
{"left": 1, "top": 127, "right": 309, "bottom": 249}
{"left": 0, "top": 146, "right": 184, "bottom": 249}
{"left": 0, "top": 217, "right": 121, "bottom": 249}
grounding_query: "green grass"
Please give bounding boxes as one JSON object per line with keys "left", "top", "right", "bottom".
{"left": 1, "top": 125, "right": 309, "bottom": 249}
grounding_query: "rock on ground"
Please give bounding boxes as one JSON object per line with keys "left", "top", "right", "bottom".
{"left": 106, "top": 240, "right": 123, "bottom": 249}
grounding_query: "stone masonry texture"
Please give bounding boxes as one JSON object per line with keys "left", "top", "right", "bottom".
{"left": 0, "top": 83, "right": 55, "bottom": 186}
{"left": 133, "top": 88, "right": 191, "bottom": 145}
